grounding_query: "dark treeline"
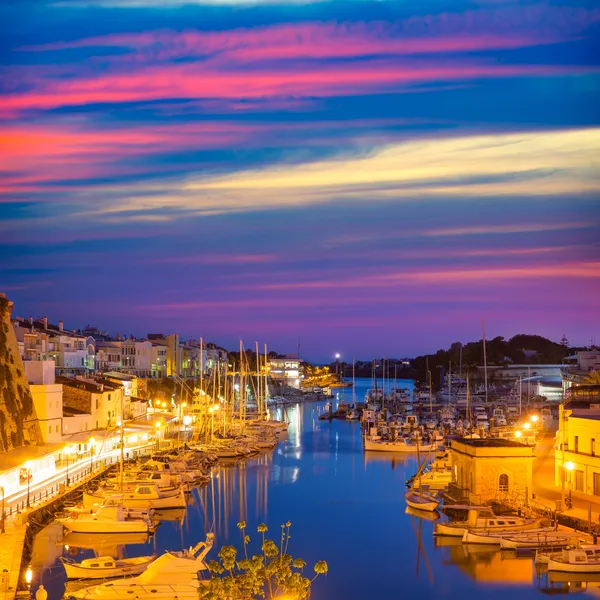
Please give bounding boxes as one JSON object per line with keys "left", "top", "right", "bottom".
{"left": 411, "top": 334, "right": 575, "bottom": 389}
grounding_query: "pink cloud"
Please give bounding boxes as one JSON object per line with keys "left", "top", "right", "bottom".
{"left": 3, "top": 60, "right": 594, "bottom": 115}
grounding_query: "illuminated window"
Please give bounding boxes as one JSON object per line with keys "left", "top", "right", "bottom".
{"left": 499, "top": 474, "right": 509, "bottom": 493}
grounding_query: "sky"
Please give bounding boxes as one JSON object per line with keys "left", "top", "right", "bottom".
{"left": 1, "top": 0, "right": 599, "bottom": 362}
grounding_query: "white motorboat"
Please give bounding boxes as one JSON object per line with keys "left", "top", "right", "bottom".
{"left": 66, "top": 534, "right": 215, "bottom": 600}
{"left": 364, "top": 437, "right": 437, "bottom": 453}
{"left": 404, "top": 490, "right": 440, "bottom": 512}
{"left": 434, "top": 506, "right": 546, "bottom": 537}
{"left": 60, "top": 555, "right": 156, "bottom": 579}
{"left": 462, "top": 527, "right": 558, "bottom": 545}
{"left": 58, "top": 503, "right": 156, "bottom": 534}
{"left": 548, "top": 546, "right": 600, "bottom": 573}
{"left": 500, "top": 532, "right": 578, "bottom": 550}
{"left": 83, "top": 484, "right": 187, "bottom": 510}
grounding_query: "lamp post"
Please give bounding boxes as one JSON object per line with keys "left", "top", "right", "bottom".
{"left": 183, "top": 415, "right": 191, "bottom": 443}
{"left": 64, "top": 446, "right": 72, "bottom": 486}
{"left": 25, "top": 565, "right": 32, "bottom": 597}
{"left": 89, "top": 438, "right": 96, "bottom": 474}
{"left": 334, "top": 353, "right": 341, "bottom": 383}
{"left": 155, "top": 420, "right": 162, "bottom": 452}
{"left": 24, "top": 461, "right": 32, "bottom": 508}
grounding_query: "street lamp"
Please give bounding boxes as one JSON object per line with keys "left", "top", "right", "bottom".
{"left": 24, "top": 461, "right": 32, "bottom": 508}
{"left": 523, "top": 422, "right": 531, "bottom": 430}
{"left": 155, "top": 420, "right": 163, "bottom": 451}
{"left": 25, "top": 565, "right": 32, "bottom": 594}
{"left": 89, "top": 438, "right": 96, "bottom": 473}
{"left": 64, "top": 446, "right": 73, "bottom": 486}
{"left": 514, "top": 430, "right": 522, "bottom": 439}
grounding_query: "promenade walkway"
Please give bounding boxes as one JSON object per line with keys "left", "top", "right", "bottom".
{"left": 532, "top": 433, "right": 600, "bottom": 528}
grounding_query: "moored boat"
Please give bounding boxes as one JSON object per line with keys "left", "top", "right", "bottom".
{"left": 60, "top": 555, "right": 155, "bottom": 580}
{"left": 548, "top": 546, "right": 600, "bottom": 573}
{"left": 65, "top": 533, "right": 215, "bottom": 600}
{"left": 83, "top": 484, "right": 186, "bottom": 510}
{"left": 57, "top": 504, "right": 156, "bottom": 534}
{"left": 364, "top": 437, "right": 437, "bottom": 453}
{"left": 404, "top": 490, "right": 440, "bottom": 512}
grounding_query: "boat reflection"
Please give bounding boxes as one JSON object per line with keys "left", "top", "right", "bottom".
{"left": 405, "top": 506, "right": 439, "bottom": 522}
{"left": 153, "top": 508, "right": 187, "bottom": 523}
{"left": 535, "top": 566, "right": 600, "bottom": 594}
{"left": 440, "top": 542, "right": 535, "bottom": 584}
{"left": 61, "top": 531, "right": 152, "bottom": 553}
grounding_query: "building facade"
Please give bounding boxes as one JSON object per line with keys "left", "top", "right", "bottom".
{"left": 555, "top": 386, "right": 600, "bottom": 500}
{"left": 269, "top": 355, "right": 304, "bottom": 389}
{"left": 449, "top": 437, "right": 535, "bottom": 504}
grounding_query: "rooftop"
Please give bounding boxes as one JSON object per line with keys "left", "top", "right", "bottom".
{"left": 452, "top": 437, "right": 530, "bottom": 448}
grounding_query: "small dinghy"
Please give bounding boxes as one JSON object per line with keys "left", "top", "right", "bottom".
{"left": 404, "top": 490, "right": 440, "bottom": 512}
{"left": 60, "top": 555, "right": 155, "bottom": 580}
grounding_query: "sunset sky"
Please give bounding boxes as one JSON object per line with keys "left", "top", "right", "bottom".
{"left": 1, "top": 0, "right": 599, "bottom": 361}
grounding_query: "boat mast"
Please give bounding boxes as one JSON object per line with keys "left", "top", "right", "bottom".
{"left": 264, "top": 343, "right": 268, "bottom": 420}
{"left": 482, "top": 318, "right": 488, "bottom": 403}
{"left": 255, "top": 341, "right": 261, "bottom": 419}
{"left": 352, "top": 359, "right": 356, "bottom": 405}
{"left": 119, "top": 391, "right": 124, "bottom": 489}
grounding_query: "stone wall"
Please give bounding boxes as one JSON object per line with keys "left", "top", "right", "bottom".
{"left": 62, "top": 385, "right": 93, "bottom": 414}
{"left": 0, "top": 295, "right": 42, "bottom": 451}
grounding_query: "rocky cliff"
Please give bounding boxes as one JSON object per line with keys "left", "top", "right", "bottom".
{"left": 0, "top": 294, "right": 42, "bottom": 452}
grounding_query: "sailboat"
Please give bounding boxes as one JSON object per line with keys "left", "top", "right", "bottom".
{"left": 404, "top": 438, "right": 440, "bottom": 512}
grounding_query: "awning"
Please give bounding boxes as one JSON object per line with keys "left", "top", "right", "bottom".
{"left": 0, "top": 443, "right": 65, "bottom": 472}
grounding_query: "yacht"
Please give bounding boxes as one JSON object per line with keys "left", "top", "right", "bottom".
{"left": 548, "top": 546, "right": 600, "bottom": 573}
{"left": 83, "top": 484, "right": 187, "bottom": 510}
{"left": 60, "top": 555, "right": 155, "bottom": 580}
{"left": 364, "top": 436, "right": 437, "bottom": 453}
{"left": 434, "top": 506, "right": 546, "bottom": 537}
{"left": 58, "top": 503, "right": 156, "bottom": 534}
{"left": 66, "top": 534, "right": 215, "bottom": 600}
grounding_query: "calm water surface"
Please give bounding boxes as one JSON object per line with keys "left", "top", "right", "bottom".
{"left": 32, "top": 378, "right": 591, "bottom": 598}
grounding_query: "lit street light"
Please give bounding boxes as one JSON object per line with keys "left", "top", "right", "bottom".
{"left": 24, "top": 461, "right": 32, "bottom": 508}
{"left": 155, "top": 420, "right": 162, "bottom": 451}
{"left": 89, "top": 437, "right": 96, "bottom": 473}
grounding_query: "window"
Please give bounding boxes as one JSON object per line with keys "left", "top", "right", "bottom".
{"left": 593, "top": 439, "right": 596, "bottom": 457}
{"left": 594, "top": 473, "right": 600, "bottom": 496}
{"left": 56, "top": 425, "right": 59, "bottom": 433}
{"left": 499, "top": 474, "right": 509, "bottom": 493}
{"left": 575, "top": 436, "right": 579, "bottom": 453}
{"left": 576, "top": 470, "right": 584, "bottom": 492}
{"left": 49, "top": 425, "right": 52, "bottom": 434}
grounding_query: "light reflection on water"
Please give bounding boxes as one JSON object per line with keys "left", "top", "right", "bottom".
{"left": 31, "top": 379, "right": 598, "bottom": 598}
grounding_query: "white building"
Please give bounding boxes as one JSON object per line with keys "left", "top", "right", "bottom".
{"left": 269, "top": 355, "right": 304, "bottom": 389}
{"left": 24, "top": 360, "right": 64, "bottom": 444}
{"left": 13, "top": 316, "right": 95, "bottom": 375}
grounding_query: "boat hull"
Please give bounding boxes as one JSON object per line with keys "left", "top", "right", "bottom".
{"left": 434, "top": 522, "right": 467, "bottom": 537}
{"left": 364, "top": 439, "right": 437, "bottom": 453}
{"left": 405, "top": 492, "right": 439, "bottom": 512}
{"left": 61, "top": 556, "right": 155, "bottom": 579}
{"left": 83, "top": 490, "right": 186, "bottom": 509}
{"left": 547, "top": 559, "right": 600, "bottom": 573}
{"left": 59, "top": 519, "right": 153, "bottom": 534}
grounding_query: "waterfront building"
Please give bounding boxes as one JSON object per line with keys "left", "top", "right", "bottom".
{"left": 58, "top": 376, "right": 125, "bottom": 430}
{"left": 562, "top": 351, "right": 600, "bottom": 388}
{"left": 24, "top": 360, "right": 63, "bottom": 444}
{"left": 269, "top": 355, "right": 304, "bottom": 389}
{"left": 555, "top": 385, "right": 600, "bottom": 500}
{"left": 448, "top": 437, "right": 535, "bottom": 504}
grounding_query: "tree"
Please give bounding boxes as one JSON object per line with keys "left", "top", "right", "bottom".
{"left": 560, "top": 334, "right": 570, "bottom": 348}
{"left": 584, "top": 371, "right": 600, "bottom": 385}
{"left": 199, "top": 522, "right": 328, "bottom": 600}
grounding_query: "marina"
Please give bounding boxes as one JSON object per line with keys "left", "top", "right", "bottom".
{"left": 21, "top": 378, "right": 600, "bottom": 599}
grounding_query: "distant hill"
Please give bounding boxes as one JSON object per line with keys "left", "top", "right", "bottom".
{"left": 411, "top": 334, "right": 573, "bottom": 389}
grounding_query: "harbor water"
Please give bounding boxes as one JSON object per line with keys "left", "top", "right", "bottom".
{"left": 31, "top": 378, "right": 587, "bottom": 598}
